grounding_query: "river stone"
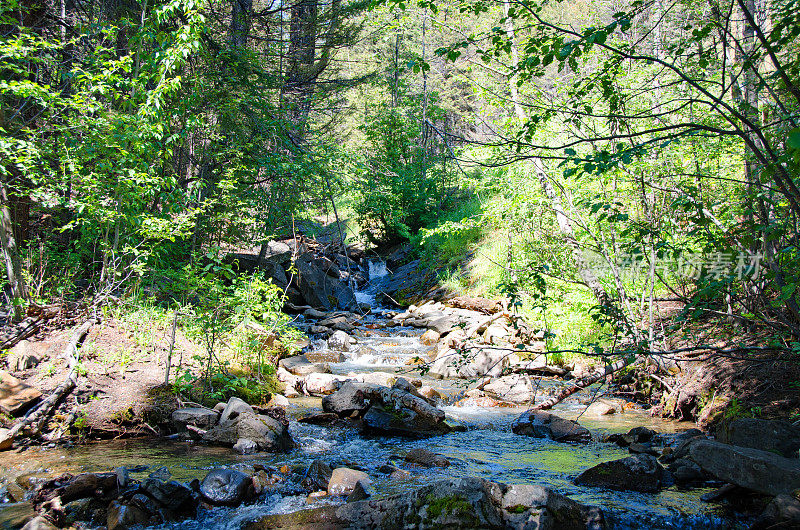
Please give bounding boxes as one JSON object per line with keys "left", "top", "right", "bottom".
{"left": 512, "top": 410, "right": 591, "bottom": 443}
{"left": 140, "top": 478, "right": 193, "bottom": 511}
{"left": 403, "top": 448, "right": 450, "bottom": 468}
{"left": 429, "top": 347, "right": 508, "bottom": 379}
{"left": 714, "top": 418, "right": 800, "bottom": 458}
{"left": 322, "top": 381, "right": 369, "bottom": 416}
{"left": 218, "top": 397, "right": 255, "bottom": 426}
{"left": 482, "top": 374, "right": 537, "bottom": 403}
{"left": 304, "top": 373, "right": 350, "bottom": 395}
{"left": 353, "top": 372, "right": 396, "bottom": 387}
{"left": 686, "top": 438, "right": 800, "bottom": 496}
{"left": 420, "top": 329, "right": 440, "bottom": 345}
{"left": 302, "top": 460, "right": 333, "bottom": 492}
{"left": 172, "top": 407, "right": 220, "bottom": 429}
{"left": 752, "top": 494, "right": 800, "bottom": 530}
{"left": 584, "top": 401, "right": 616, "bottom": 416}
{"left": 200, "top": 469, "right": 253, "bottom": 505}
{"left": 574, "top": 454, "right": 665, "bottom": 492}
{"left": 278, "top": 355, "right": 330, "bottom": 376}
{"left": 362, "top": 404, "right": 448, "bottom": 438}
{"left": 203, "top": 412, "right": 292, "bottom": 452}
{"left": 233, "top": 438, "right": 259, "bottom": 455}
{"left": 327, "top": 330, "right": 352, "bottom": 351}
{"left": 345, "top": 480, "right": 375, "bottom": 502}
{"left": 327, "top": 468, "right": 372, "bottom": 496}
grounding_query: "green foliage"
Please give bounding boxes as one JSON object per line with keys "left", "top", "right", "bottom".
{"left": 353, "top": 105, "right": 446, "bottom": 242}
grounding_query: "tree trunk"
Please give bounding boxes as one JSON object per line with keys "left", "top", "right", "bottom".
{"left": 0, "top": 181, "right": 27, "bottom": 322}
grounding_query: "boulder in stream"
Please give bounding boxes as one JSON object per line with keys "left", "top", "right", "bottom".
{"left": 202, "top": 411, "right": 292, "bottom": 452}
{"left": 512, "top": 410, "right": 591, "bottom": 443}
{"left": 327, "top": 330, "right": 353, "bottom": 351}
{"left": 685, "top": 438, "right": 800, "bottom": 496}
{"left": 482, "top": 374, "right": 537, "bottom": 404}
{"left": 278, "top": 355, "right": 330, "bottom": 376}
{"left": 171, "top": 407, "right": 219, "bottom": 429}
{"left": 295, "top": 257, "right": 357, "bottom": 311}
{"left": 402, "top": 448, "right": 450, "bottom": 468}
{"left": 199, "top": 469, "right": 254, "bottom": 505}
{"left": 429, "top": 347, "right": 508, "bottom": 379}
{"left": 322, "top": 381, "right": 451, "bottom": 437}
{"left": 327, "top": 468, "right": 371, "bottom": 496}
{"left": 714, "top": 418, "right": 800, "bottom": 458}
{"left": 302, "top": 460, "right": 333, "bottom": 492}
{"left": 574, "top": 454, "right": 665, "bottom": 493}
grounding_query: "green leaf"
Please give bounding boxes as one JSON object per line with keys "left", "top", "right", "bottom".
{"left": 787, "top": 128, "right": 800, "bottom": 149}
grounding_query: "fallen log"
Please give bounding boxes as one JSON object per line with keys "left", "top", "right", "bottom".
{"left": 3, "top": 317, "right": 98, "bottom": 445}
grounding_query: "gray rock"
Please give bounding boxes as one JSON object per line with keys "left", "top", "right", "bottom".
{"left": 172, "top": 407, "right": 220, "bottom": 429}
{"left": 403, "top": 448, "right": 450, "bottom": 468}
{"left": 327, "top": 330, "right": 352, "bottom": 352}
{"left": 302, "top": 460, "right": 333, "bottom": 492}
{"left": 327, "top": 468, "right": 371, "bottom": 496}
{"left": 295, "top": 258, "right": 357, "bottom": 311}
{"left": 345, "top": 480, "right": 375, "bottom": 502}
{"left": 148, "top": 466, "right": 171, "bottom": 481}
{"left": 429, "top": 347, "right": 508, "bottom": 379}
{"left": 233, "top": 438, "right": 259, "bottom": 455}
{"left": 106, "top": 501, "right": 152, "bottom": 530}
{"left": 200, "top": 469, "right": 253, "bottom": 505}
{"left": 512, "top": 410, "right": 591, "bottom": 443}
{"left": 715, "top": 418, "right": 800, "bottom": 458}
{"left": 574, "top": 454, "right": 665, "bottom": 493}
{"left": 203, "top": 412, "right": 292, "bottom": 452}
{"left": 219, "top": 397, "right": 255, "bottom": 426}
{"left": 21, "top": 516, "right": 59, "bottom": 530}
{"left": 260, "top": 241, "right": 292, "bottom": 264}
{"left": 6, "top": 340, "right": 40, "bottom": 371}
{"left": 482, "top": 374, "right": 537, "bottom": 403}
{"left": 140, "top": 478, "right": 193, "bottom": 511}
{"left": 321, "top": 381, "right": 369, "bottom": 417}
{"left": 687, "top": 438, "right": 800, "bottom": 496}
{"left": 667, "top": 458, "right": 705, "bottom": 484}
{"left": 278, "top": 355, "right": 330, "bottom": 376}
{"left": 752, "top": 494, "right": 800, "bottom": 530}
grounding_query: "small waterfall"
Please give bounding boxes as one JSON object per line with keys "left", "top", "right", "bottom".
{"left": 355, "top": 259, "right": 389, "bottom": 306}
{"left": 367, "top": 260, "right": 388, "bottom": 280}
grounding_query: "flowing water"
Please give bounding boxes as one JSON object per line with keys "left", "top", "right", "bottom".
{"left": 0, "top": 266, "right": 740, "bottom": 529}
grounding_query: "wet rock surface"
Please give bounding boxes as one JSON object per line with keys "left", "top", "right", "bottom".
{"left": 512, "top": 410, "right": 591, "bottom": 442}
{"left": 244, "top": 477, "right": 604, "bottom": 530}
{"left": 574, "top": 454, "right": 666, "bottom": 493}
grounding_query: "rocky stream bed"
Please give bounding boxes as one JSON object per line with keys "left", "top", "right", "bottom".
{"left": 2, "top": 262, "right": 800, "bottom": 529}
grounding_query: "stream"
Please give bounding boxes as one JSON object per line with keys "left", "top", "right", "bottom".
{"left": 0, "top": 266, "right": 739, "bottom": 529}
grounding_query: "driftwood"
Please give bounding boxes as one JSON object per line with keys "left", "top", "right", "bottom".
{"left": 533, "top": 357, "right": 632, "bottom": 410}
{"left": 6, "top": 317, "right": 98, "bottom": 440}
